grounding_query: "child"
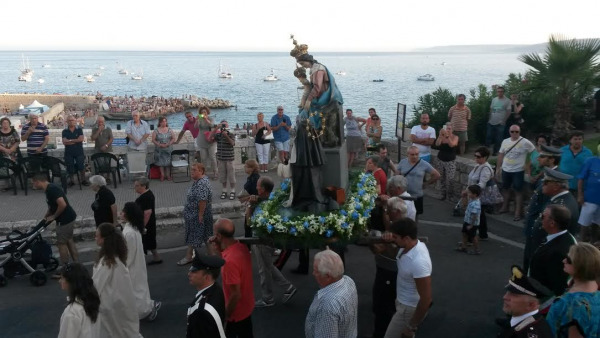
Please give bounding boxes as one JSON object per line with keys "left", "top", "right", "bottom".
{"left": 457, "top": 185, "right": 482, "bottom": 255}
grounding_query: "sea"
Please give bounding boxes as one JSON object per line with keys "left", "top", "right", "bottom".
{"left": 0, "top": 51, "right": 528, "bottom": 138}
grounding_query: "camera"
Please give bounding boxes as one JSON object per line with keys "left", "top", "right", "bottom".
{"left": 199, "top": 114, "right": 204, "bottom": 118}
{"left": 221, "top": 123, "right": 226, "bottom": 129}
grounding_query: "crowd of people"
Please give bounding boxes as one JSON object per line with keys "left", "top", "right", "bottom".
{"left": 103, "top": 95, "right": 185, "bottom": 119}
{"left": 6, "top": 83, "right": 600, "bottom": 338}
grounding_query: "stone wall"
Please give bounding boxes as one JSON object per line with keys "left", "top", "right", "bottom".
{"left": 0, "top": 94, "right": 96, "bottom": 111}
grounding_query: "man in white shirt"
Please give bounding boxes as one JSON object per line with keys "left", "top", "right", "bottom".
{"left": 410, "top": 114, "right": 436, "bottom": 163}
{"left": 496, "top": 125, "right": 535, "bottom": 221}
{"left": 382, "top": 218, "right": 432, "bottom": 338}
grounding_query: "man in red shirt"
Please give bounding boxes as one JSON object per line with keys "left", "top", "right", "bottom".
{"left": 209, "top": 218, "right": 255, "bottom": 337}
{"left": 176, "top": 111, "right": 200, "bottom": 160}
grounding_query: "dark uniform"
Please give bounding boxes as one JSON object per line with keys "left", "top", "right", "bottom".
{"left": 528, "top": 231, "right": 576, "bottom": 297}
{"left": 523, "top": 145, "right": 561, "bottom": 271}
{"left": 187, "top": 255, "right": 226, "bottom": 338}
{"left": 526, "top": 168, "right": 580, "bottom": 268}
{"left": 498, "top": 266, "right": 554, "bottom": 338}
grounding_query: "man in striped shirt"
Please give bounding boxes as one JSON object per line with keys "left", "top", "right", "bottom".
{"left": 20, "top": 113, "right": 49, "bottom": 156}
{"left": 213, "top": 120, "right": 236, "bottom": 200}
{"left": 305, "top": 249, "right": 358, "bottom": 338}
{"left": 448, "top": 94, "right": 471, "bottom": 155}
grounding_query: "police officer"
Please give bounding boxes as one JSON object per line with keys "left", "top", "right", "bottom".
{"left": 187, "top": 254, "right": 226, "bottom": 338}
{"left": 498, "top": 265, "right": 553, "bottom": 338}
{"left": 523, "top": 145, "right": 562, "bottom": 271}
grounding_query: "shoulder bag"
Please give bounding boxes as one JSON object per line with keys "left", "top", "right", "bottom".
{"left": 478, "top": 165, "right": 504, "bottom": 206}
{"left": 402, "top": 159, "right": 421, "bottom": 177}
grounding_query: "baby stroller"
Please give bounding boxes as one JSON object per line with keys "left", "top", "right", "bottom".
{"left": 0, "top": 219, "right": 59, "bottom": 287}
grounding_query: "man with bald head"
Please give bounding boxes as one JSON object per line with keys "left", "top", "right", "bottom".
{"left": 496, "top": 124, "right": 535, "bottom": 221}
{"left": 91, "top": 116, "right": 113, "bottom": 154}
{"left": 209, "top": 218, "right": 255, "bottom": 337}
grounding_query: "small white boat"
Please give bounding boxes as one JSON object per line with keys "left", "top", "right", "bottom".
{"left": 264, "top": 69, "right": 278, "bottom": 81}
{"left": 118, "top": 69, "right": 128, "bottom": 75}
{"left": 99, "top": 66, "right": 105, "bottom": 70}
{"left": 85, "top": 75, "right": 95, "bottom": 82}
{"left": 218, "top": 61, "right": 233, "bottom": 79}
{"left": 440, "top": 62, "right": 447, "bottom": 66}
{"left": 18, "top": 54, "right": 34, "bottom": 82}
{"left": 131, "top": 69, "right": 143, "bottom": 80}
{"left": 42, "top": 64, "right": 51, "bottom": 68}
{"left": 37, "top": 78, "right": 45, "bottom": 84}
{"left": 417, "top": 74, "right": 435, "bottom": 81}
{"left": 336, "top": 71, "right": 346, "bottom": 76}
{"left": 94, "top": 72, "right": 102, "bottom": 77}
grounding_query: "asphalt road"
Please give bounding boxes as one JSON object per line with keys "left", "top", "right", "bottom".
{"left": 0, "top": 196, "right": 525, "bottom": 338}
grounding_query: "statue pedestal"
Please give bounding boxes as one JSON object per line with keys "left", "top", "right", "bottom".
{"left": 321, "top": 143, "right": 348, "bottom": 190}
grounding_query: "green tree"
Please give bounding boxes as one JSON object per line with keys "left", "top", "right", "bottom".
{"left": 408, "top": 87, "right": 456, "bottom": 132}
{"left": 518, "top": 35, "right": 600, "bottom": 142}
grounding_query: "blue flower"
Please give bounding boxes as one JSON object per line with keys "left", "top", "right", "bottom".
{"left": 280, "top": 182, "right": 288, "bottom": 190}
{"left": 357, "top": 183, "right": 363, "bottom": 189}
{"left": 303, "top": 221, "right": 310, "bottom": 229}
{"left": 319, "top": 216, "right": 326, "bottom": 224}
{"left": 363, "top": 211, "right": 370, "bottom": 218}
{"left": 269, "top": 192, "right": 275, "bottom": 200}
{"left": 358, "top": 189, "right": 365, "bottom": 196}
{"left": 261, "top": 218, "right": 268, "bottom": 224}
{"left": 255, "top": 207, "right": 262, "bottom": 215}
{"left": 352, "top": 211, "right": 359, "bottom": 219}
{"left": 340, "top": 210, "right": 348, "bottom": 216}
{"left": 354, "top": 197, "right": 360, "bottom": 203}
{"left": 355, "top": 204, "right": 362, "bottom": 210}
{"left": 282, "top": 216, "right": 289, "bottom": 222}
{"left": 325, "top": 230, "right": 334, "bottom": 238}
{"left": 267, "top": 224, "right": 274, "bottom": 233}
{"left": 341, "top": 222, "right": 349, "bottom": 229}
{"left": 289, "top": 227, "right": 297, "bottom": 235}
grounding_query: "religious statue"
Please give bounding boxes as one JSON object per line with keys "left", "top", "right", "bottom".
{"left": 287, "top": 35, "right": 344, "bottom": 212}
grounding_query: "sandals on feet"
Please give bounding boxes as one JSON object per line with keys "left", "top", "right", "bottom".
{"left": 229, "top": 192, "right": 235, "bottom": 200}
{"left": 220, "top": 192, "right": 227, "bottom": 199}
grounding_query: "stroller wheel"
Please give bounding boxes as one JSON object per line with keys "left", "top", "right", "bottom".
{"left": 45, "top": 257, "right": 59, "bottom": 272}
{"left": 0, "top": 275, "right": 7, "bottom": 287}
{"left": 30, "top": 271, "right": 47, "bottom": 287}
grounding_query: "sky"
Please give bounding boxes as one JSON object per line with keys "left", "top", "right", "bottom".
{"left": 3, "top": 0, "right": 598, "bottom": 51}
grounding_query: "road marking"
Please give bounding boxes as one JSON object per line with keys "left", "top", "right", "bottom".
{"left": 419, "top": 220, "right": 525, "bottom": 249}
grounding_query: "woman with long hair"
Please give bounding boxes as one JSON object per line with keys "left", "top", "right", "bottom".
{"left": 58, "top": 263, "right": 100, "bottom": 338}
{"left": 121, "top": 202, "right": 161, "bottom": 321}
{"left": 252, "top": 112, "right": 272, "bottom": 173}
{"left": 547, "top": 242, "right": 600, "bottom": 337}
{"left": 93, "top": 223, "right": 142, "bottom": 338}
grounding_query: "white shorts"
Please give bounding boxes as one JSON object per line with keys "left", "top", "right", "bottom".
{"left": 578, "top": 202, "right": 600, "bottom": 226}
{"left": 275, "top": 140, "right": 290, "bottom": 152}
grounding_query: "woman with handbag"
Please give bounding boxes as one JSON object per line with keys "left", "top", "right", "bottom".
{"left": 461, "top": 146, "right": 503, "bottom": 240}
{"left": 252, "top": 112, "right": 273, "bottom": 173}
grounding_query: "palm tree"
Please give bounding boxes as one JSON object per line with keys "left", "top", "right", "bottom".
{"left": 518, "top": 35, "right": 600, "bottom": 141}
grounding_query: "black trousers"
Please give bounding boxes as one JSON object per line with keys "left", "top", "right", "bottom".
{"left": 479, "top": 209, "right": 488, "bottom": 238}
{"left": 372, "top": 267, "right": 397, "bottom": 338}
{"left": 226, "top": 315, "right": 253, "bottom": 338}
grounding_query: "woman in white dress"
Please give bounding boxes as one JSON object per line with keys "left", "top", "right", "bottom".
{"left": 57, "top": 263, "right": 100, "bottom": 338}
{"left": 121, "top": 202, "right": 161, "bottom": 320}
{"left": 93, "top": 223, "right": 142, "bottom": 338}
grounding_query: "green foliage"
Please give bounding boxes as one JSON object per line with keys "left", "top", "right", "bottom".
{"left": 408, "top": 87, "right": 456, "bottom": 132}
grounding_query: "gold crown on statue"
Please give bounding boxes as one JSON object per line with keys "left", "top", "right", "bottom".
{"left": 290, "top": 34, "right": 309, "bottom": 59}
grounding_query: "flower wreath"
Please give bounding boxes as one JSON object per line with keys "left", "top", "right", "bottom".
{"left": 250, "top": 172, "right": 378, "bottom": 246}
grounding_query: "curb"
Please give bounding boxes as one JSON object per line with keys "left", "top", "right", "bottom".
{"left": 0, "top": 201, "right": 246, "bottom": 242}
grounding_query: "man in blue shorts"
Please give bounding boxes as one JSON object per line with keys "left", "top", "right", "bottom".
{"left": 270, "top": 105, "right": 292, "bottom": 163}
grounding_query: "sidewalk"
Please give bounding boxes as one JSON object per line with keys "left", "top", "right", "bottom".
{"left": 0, "top": 169, "right": 284, "bottom": 235}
